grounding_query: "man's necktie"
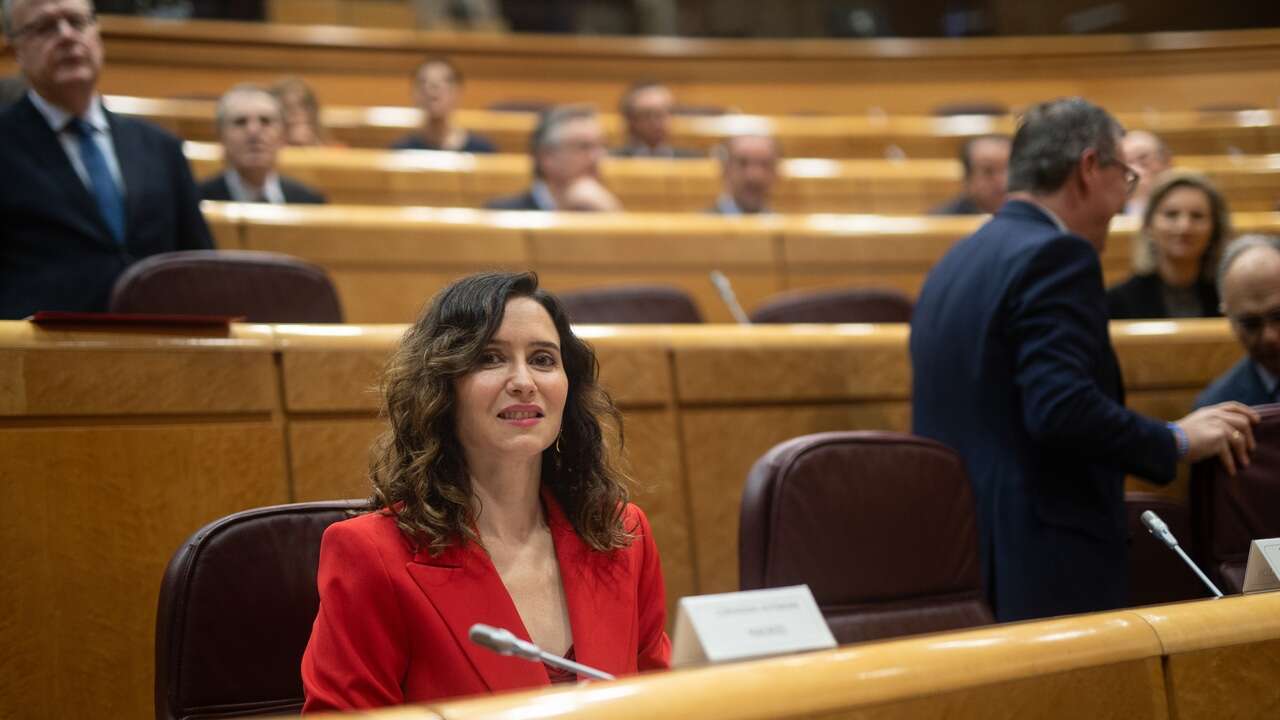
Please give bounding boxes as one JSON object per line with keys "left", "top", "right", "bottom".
{"left": 66, "top": 118, "right": 125, "bottom": 245}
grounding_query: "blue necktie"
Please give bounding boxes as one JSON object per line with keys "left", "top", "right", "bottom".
{"left": 66, "top": 118, "right": 125, "bottom": 245}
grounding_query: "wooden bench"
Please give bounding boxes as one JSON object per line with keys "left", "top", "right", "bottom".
{"left": 5, "top": 18, "right": 1280, "bottom": 115}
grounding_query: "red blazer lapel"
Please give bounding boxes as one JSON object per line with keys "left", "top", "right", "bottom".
{"left": 405, "top": 540, "right": 550, "bottom": 693}
{"left": 544, "top": 491, "right": 636, "bottom": 677}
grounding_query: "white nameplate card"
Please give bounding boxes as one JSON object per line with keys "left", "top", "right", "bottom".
{"left": 671, "top": 585, "right": 836, "bottom": 667}
{"left": 1242, "top": 537, "right": 1280, "bottom": 594}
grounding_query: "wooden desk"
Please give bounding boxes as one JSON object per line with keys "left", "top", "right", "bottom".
{"left": 0, "top": 320, "right": 1244, "bottom": 719}
{"left": 185, "top": 144, "right": 1280, "bottom": 216}
{"left": 418, "top": 609, "right": 1169, "bottom": 720}
{"left": 106, "top": 94, "right": 1280, "bottom": 159}
{"left": 205, "top": 202, "right": 1280, "bottom": 324}
{"left": 0, "top": 322, "right": 288, "bottom": 720}
{"left": 6, "top": 19, "right": 1280, "bottom": 115}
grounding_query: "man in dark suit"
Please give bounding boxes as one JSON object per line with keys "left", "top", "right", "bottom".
{"left": 486, "top": 106, "right": 620, "bottom": 212}
{"left": 612, "top": 81, "right": 699, "bottom": 159}
{"left": 911, "top": 98, "right": 1258, "bottom": 622}
{"left": 199, "top": 84, "right": 326, "bottom": 204}
{"left": 929, "top": 134, "right": 1010, "bottom": 215}
{"left": 1197, "top": 235, "right": 1280, "bottom": 408}
{"left": 0, "top": 0, "right": 213, "bottom": 319}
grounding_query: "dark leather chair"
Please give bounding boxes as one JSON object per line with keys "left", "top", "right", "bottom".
{"left": 109, "top": 249, "right": 343, "bottom": 323}
{"left": 1125, "top": 491, "right": 1209, "bottom": 605}
{"left": 558, "top": 285, "right": 703, "bottom": 324}
{"left": 748, "top": 287, "right": 913, "bottom": 324}
{"left": 741, "top": 431, "right": 992, "bottom": 644}
{"left": 1191, "top": 403, "right": 1280, "bottom": 593}
{"left": 155, "top": 500, "right": 366, "bottom": 720}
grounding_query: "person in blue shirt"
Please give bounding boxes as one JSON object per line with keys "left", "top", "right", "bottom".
{"left": 391, "top": 57, "right": 497, "bottom": 154}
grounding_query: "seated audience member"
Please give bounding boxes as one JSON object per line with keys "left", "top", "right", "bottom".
{"left": 486, "top": 106, "right": 620, "bottom": 211}
{"left": 391, "top": 57, "right": 496, "bottom": 153}
{"left": 1196, "top": 235, "right": 1280, "bottom": 408}
{"left": 1107, "top": 172, "right": 1228, "bottom": 319}
{"left": 199, "top": 84, "right": 326, "bottom": 204}
{"left": 0, "top": 0, "right": 212, "bottom": 319}
{"left": 301, "top": 271, "right": 670, "bottom": 710}
{"left": 0, "top": 74, "right": 27, "bottom": 107}
{"left": 612, "top": 81, "right": 698, "bottom": 158}
{"left": 930, "top": 135, "right": 1011, "bottom": 215}
{"left": 1122, "top": 129, "right": 1173, "bottom": 216}
{"left": 709, "top": 134, "right": 780, "bottom": 215}
{"left": 270, "top": 76, "right": 328, "bottom": 147}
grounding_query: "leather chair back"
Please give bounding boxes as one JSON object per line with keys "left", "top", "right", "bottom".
{"left": 155, "top": 500, "right": 366, "bottom": 720}
{"left": 110, "top": 250, "right": 343, "bottom": 323}
{"left": 1191, "top": 403, "right": 1280, "bottom": 593}
{"left": 748, "top": 287, "right": 912, "bottom": 324}
{"left": 559, "top": 284, "right": 703, "bottom": 324}
{"left": 1124, "top": 491, "right": 1208, "bottom": 605}
{"left": 741, "top": 431, "right": 992, "bottom": 644}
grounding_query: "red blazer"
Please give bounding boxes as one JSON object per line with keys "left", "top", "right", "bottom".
{"left": 301, "top": 493, "right": 671, "bottom": 711}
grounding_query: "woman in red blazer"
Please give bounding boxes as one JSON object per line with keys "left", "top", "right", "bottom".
{"left": 302, "top": 272, "right": 671, "bottom": 711}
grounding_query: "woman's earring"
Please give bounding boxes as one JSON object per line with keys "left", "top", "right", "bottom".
{"left": 555, "top": 435, "right": 562, "bottom": 454}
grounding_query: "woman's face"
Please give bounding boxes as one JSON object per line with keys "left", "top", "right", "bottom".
{"left": 454, "top": 297, "right": 569, "bottom": 466}
{"left": 1150, "top": 185, "right": 1214, "bottom": 268}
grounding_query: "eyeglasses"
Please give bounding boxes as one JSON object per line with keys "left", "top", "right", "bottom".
{"left": 1229, "top": 308, "right": 1280, "bottom": 336}
{"left": 1103, "top": 157, "right": 1140, "bottom": 196}
{"left": 12, "top": 10, "right": 97, "bottom": 40}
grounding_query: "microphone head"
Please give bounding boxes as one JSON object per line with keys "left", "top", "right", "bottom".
{"left": 1140, "top": 510, "right": 1178, "bottom": 548}
{"left": 469, "top": 623, "right": 541, "bottom": 660}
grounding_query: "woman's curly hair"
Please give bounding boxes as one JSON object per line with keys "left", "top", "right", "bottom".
{"left": 369, "top": 271, "right": 632, "bottom": 554}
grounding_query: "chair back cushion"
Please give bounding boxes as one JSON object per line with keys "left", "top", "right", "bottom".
{"left": 559, "top": 285, "right": 703, "bottom": 324}
{"left": 1191, "top": 403, "right": 1280, "bottom": 593}
{"left": 155, "top": 500, "right": 366, "bottom": 720}
{"left": 110, "top": 250, "right": 343, "bottom": 323}
{"left": 748, "top": 288, "right": 912, "bottom": 324}
{"left": 741, "top": 431, "right": 991, "bottom": 644}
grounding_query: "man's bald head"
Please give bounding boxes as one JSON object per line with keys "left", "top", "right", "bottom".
{"left": 1219, "top": 235, "right": 1280, "bottom": 378}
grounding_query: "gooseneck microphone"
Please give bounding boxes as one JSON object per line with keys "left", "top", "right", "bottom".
{"left": 709, "top": 270, "right": 751, "bottom": 325}
{"left": 1140, "top": 510, "right": 1224, "bottom": 598}
{"left": 468, "top": 623, "right": 616, "bottom": 681}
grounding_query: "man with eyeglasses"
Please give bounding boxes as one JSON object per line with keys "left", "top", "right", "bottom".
{"left": 911, "top": 97, "right": 1258, "bottom": 623}
{"left": 1196, "top": 235, "right": 1280, "bottom": 408}
{"left": 0, "top": 0, "right": 212, "bottom": 319}
{"left": 485, "top": 105, "right": 620, "bottom": 212}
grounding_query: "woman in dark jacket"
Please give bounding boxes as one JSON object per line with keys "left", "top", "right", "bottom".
{"left": 1107, "top": 171, "right": 1231, "bottom": 319}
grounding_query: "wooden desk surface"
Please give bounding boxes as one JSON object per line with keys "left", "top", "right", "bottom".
{"left": 105, "top": 93, "right": 1280, "bottom": 159}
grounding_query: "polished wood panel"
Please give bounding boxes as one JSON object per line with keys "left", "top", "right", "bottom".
{"left": 1136, "top": 593, "right": 1280, "bottom": 720}
{"left": 422, "top": 611, "right": 1167, "bottom": 720}
{"left": 11, "top": 18, "right": 1280, "bottom": 115}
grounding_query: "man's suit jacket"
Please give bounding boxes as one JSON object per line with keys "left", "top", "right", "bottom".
{"left": 198, "top": 172, "right": 328, "bottom": 204}
{"left": 485, "top": 190, "right": 543, "bottom": 211}
{"left": 0, "top": 96, "right": 213, "bottom": 318}
{"left": 910, "top": 200, "right": 1177, "bottom": 622}
{"left": 928, "top": 194, "right": 984, "bottom": 216}
{"left": 1106, "top": 272, "right": 1220, "bottom": 319}
{"left": 1196, "top": 357, "right": 1274, "bottom": 408}
{"left": 301, "top": 491, "right": 670, "bottom": 711}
